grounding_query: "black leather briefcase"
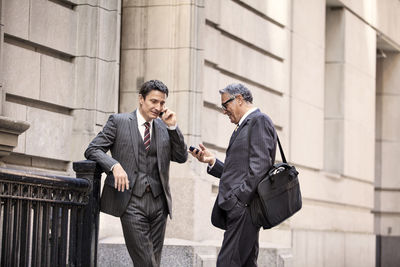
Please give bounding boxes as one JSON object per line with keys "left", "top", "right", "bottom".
{"left": 250, "top": 136, "right": 302, "bottom": 229}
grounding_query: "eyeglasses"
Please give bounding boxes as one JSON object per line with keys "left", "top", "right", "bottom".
{"left": 221, "top": 96, "right": 236, "bottom": 110}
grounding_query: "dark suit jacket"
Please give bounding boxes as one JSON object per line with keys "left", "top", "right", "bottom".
{"left": 84, "top": 110, "right": 188, "bottom": 217}
{"left": 208, "top": 109, "right": 277, "bottom": 229}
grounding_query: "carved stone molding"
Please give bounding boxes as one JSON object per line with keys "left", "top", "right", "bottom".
{"left": 0, "top": 115, "right": 30, "bottom": 158}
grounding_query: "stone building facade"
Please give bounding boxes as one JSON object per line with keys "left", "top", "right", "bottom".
{"left": 0, "top": 0, "right": 399, "bottom": 266}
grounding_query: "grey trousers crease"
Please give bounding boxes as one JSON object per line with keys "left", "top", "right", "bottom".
{"left": 120, "top": 191, "right": 168, "bottom": 267}
{"left": 217, "top": 201, "right": 260, "bottom": 267}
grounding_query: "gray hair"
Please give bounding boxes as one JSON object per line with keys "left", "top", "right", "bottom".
{"left": 219, "top": 83, "right": 253, "bottom": 103}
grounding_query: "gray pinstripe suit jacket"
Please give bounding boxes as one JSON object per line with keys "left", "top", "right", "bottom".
{"left": 84, "top": 110, "right": 188, "bottom": 217}
{"left": 208, "top": 109, "right": 277, "bottom": 230}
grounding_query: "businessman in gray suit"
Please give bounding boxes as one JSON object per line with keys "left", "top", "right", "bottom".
{"left": 190, "top": 83, "right": 277, "bottom": 267}
{"left": 85, "top": 80, "right": 188, "bottom": 266}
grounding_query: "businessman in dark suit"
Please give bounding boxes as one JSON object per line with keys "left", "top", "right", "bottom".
{"left": 190, "top": 83, "right": 277, "bottom": 267}
{"left": 85, "top": 80, "right": 188, "bottom": 266}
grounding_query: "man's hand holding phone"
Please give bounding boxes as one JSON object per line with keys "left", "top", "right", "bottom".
{"left": 160, "top": 108, "right": 177, "bottom": 127}
{"left": 189, "top": 144, "right": 216, "bottom": 166}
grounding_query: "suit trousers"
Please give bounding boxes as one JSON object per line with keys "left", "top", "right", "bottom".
{"left": 217, "top": 201, "right": 260, "bottom": 267}
{"left": 120, "top": 190, "right": 168, "bottom": 267}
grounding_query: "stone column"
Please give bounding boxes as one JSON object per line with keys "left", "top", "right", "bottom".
{"left": 375, "top": 52, "right": 400, "bottom": 266}
{"left": 120, "top": 1, "right": 204, "bottom": 241}
{"left": 0, "top": 0, "right": 4, "bottom": 114}
{"left": 72, "top": 0, "right": 121, "bottom": 162}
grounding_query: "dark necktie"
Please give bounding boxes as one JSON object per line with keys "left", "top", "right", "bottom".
{"left": 144, "top": 122, "right": 150, "bottom": 151}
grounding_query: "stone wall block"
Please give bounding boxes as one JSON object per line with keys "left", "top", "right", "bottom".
{"left": 119, "top": 49, "right": 144, "bottom": 93}
{"left": 380, "top": 95, "right": 400, "bottom": 141}
{"left": 343, "top": 65, "right": 376, "bottom": 128}
{"left": 324, "top": 63, "right": 344, "bottom": 118}
{"left": 291, "top": 33, "right": 324, "bottom": 108}
{"left": 380, "top": 142, "right": 400, "bottom": 188}
{"left": 293, "top": 230, "right": 374, "bottom": 267}
{"left": 202, "top": 64, "right": 220, "bottom": 105}
{"left": 339, "top": 0, "right": 376, "bottom": 27}
{"left": 40, "top": 55, "right": 75, "bottom": 108}
{"left": 168, "top": 91, "right": 202, "bottom": 136}
{"left": 99, "top": 0, "right": 119, "bottom": 11}
{"left": 219, "top": 0, "right": 287, "bottom": 59}
{"left": 203, "top": 25, "right": 219, "bottom": 64}
{"left": 292, "top": 0, "right": 326, "bottom": 47}
{"left": 325, "top": 8, "right": 344, "bottom": 62}
{"left": 121, "top": 6, "right": 146, "bottom": 49}
{"left": 142, "top": 49, "right": 175, "bottom": 88}
{"left": 290, "top": 98, "right": 324, "bottom": 169}
{"left": 291, "top": 203, "right": 374, "bottom": 233}
{"left": 380, "top": 52, "right": 400, "bottom": 94}
{"left": 240, "top": 0, "right": 289, "bottom": 26}
{"left": 74, "top": 57, "right": 97, "bottom": 109}
{"left": 251, "top": 88, "right": 286, "bottom": 129}
{"left": 343, "top": 120, "right": 375, "bottom": 181}
{"left": 96, "top": 110, "right": 112, "bottom": 127}
{"left": 376, "top": 215, "right": 400, "bottom": 236}
{"left": 344, "top": 10, "right": 376, "bottom": 77}
{"left": 324, "top": 119, "right": 344, "bottom": 173}
{"left": 76, "top": 5, "right": 98, "bottom": 58}
{"left": 146, "top": 6, "right": 175, "bottom": 48}
{"left": 344, "top": 233, "right": 375, "bottom": 267}
{"left": 217, "top": 33, "right": 284, "bottom": 93}
{"left": 166, "top": 175, "right": 195, "bottom": 240}
{"left": 3, "top": 0, "right": 29, "bottom": 39}
{"left": 99, "top": 9, "right": 118, "bottom": 61}
{"left": 123, "top": 0, "right": 203, "bottom": 7}
{"left": 3, "top": 42, "right": 40, "bottom": 99}
{"left": 202, "top": 106, "right": 235, "bottom": 149}
{"left": 376, "top": 0, "right": 400, "bottom": 45}
{"left": 70, "top": 131, "right": 97, "bottom": 162}
{"left": 204, "top": 0, "right": 220, "bottom": 25}
{"left": 72, "top": 109, "right": 96, "bottom": 133}
{"left": 30, "top": 0, "right": 76, "bottom": 55}
{"left": 299, "top": 167, "right": 374, "bottom": 209}
{"left": 97, "top": 60, "right": 118, "bottom": 113}
{"left": 25, "top": 107, "right": 72, "bottom": 161}
{"left": 119, "top": 91, "right": 138, "bottom": 114}
{"left": 376, "top": 190, "right": 400, "bottom": 213}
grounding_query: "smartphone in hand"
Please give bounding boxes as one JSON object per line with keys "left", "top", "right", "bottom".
{"left": 189, "top": 146, "right": 199, "bottom": 154}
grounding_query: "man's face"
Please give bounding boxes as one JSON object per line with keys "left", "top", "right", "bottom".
{"left": 221, "top": 93, "right": 240, "bottom": 124}
{"left": 139, "top": 90, "right": 166, "bottom": 121}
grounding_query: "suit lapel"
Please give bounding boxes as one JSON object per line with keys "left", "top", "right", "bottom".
{"left": 226, "top": 109, "right": 260, "bottom": 152}
{"left": 128, "top": 110, "right": 139, "bottom": 166}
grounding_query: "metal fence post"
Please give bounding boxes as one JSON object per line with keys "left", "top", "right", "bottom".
{"left": 73, "top": 160, "right": 102, "bottom": 267}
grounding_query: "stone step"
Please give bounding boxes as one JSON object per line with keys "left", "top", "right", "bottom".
{"left": 98, "top": 241, "right": 292, "bottom": 267}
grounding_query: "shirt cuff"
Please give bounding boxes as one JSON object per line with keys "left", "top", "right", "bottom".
{"left": 207, "top": 161, "right": 216, "bottom": 172}
{"left": 167, "top": 124, "right": 177, "bottom": 130}
{"left": 110, "top": 163, "right": 117, "bottom": 172}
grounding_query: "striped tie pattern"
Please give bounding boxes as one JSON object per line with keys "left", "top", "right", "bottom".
{"left": 144, "top": 122, "right": 150, "bottom": 151}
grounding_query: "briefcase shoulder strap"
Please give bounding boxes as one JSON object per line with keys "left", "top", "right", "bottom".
{"left": 276, "top": 136, "right": 287, "bottom": 164}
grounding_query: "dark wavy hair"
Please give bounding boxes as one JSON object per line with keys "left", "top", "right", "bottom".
{"left": 139, "top": 80, "right": 169, "bottom": 99}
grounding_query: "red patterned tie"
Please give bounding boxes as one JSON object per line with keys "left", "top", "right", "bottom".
{"left": 144, "top": 122, "right": 150, "bottom": 151}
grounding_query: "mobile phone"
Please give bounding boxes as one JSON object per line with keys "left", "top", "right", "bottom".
{"left": 189, "top": 146, "right": 199, "bottom": 153}
{"left": 159, "top": 111, "right": 164, "bottom": 117}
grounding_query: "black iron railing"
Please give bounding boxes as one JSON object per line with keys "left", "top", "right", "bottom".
{"left": 0, "top": 160, "right": 101, "bottom": 267}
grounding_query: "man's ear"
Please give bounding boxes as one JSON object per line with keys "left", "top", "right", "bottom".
{"left": 139, "top": 94, "right": 144, "bottom": 105}
{"left": 237, "top": 94, "right": 244, "bottom": 105}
